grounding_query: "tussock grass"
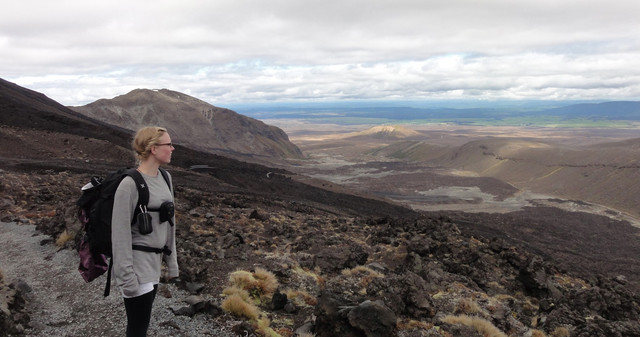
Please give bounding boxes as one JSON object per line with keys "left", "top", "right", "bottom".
{"left": 228, "top": 267, "right": 279, "bottom": 300}
{"left": 441, "top": 314, "right": 507, "bottom": 337}
{"left": 284, "top": 289, "right": 317, "bottom": 306}
{"left": 397, "top": 319, "right": 434, "bottom": 331}
{"left": 222, "top": 286, "right": 251, "bottom": 302}
{"left": 292, "top": 265, "right": 323, "bottom": 285}
{"left": 551, "top": 327, "right": 570, "bottom": 337}
{"left": 341, "top": 265, "right": 385, "bottom": 289}
{"left": 55, "top": 230, "right": 73, "bottom": 247}
{"left": 256, "top": 317, "right": 281, "bottom": 337}
{"left": 531, "top": 329, "right": 547, "bottom": 337}
{"left": 222, "top": 268, "right": 284, "bottom": 336}
{"left": 229, "top": 270, "right": 256, "bottom": 289}
{"left": 456, "top": 297, "right": 482, "bottom": 314}
{"left": 253, "top": 267, "right": 279, "bottom": 296}
{"left": 221, "top": 294, "right": 259, "bottom": 320}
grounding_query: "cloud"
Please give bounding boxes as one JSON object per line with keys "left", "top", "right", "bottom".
{"left": 2, "top": 0, "right": 640, "bottom": 105}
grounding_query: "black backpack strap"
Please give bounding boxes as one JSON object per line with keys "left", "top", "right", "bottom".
{"left": 158, "top": 167, "right": 172, "bottom": 193}
{"left": 132, "top": 245, "right": 172, "bottom": 255}
{"left": 125, "top": 169, "right": 149, "bottom": 223}
{"left": 104, "top": 258, "right": 113, "bottom": 297}
{"left": 126, "top": 169, "right": 149, "bottom": 206}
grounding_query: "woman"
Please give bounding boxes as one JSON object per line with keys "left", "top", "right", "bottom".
{"left": 111, "top": 126, "right": 179, "bottom": 337}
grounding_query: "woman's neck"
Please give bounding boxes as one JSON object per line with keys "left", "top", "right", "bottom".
{"left": 137, "top": 161, "right": 159, "bottom": 176}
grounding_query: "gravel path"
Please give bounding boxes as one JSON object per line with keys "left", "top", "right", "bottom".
{"left": 0, "top": 222, "right": 237, "bottom": 337}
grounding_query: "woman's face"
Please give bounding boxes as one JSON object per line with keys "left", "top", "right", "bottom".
{"left": 152, "top": 132, "right": 174, "bottom": 164}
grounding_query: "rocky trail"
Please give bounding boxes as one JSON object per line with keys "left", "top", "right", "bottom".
{"left": 0, "top": 221, "right": 236, "bottom": 337}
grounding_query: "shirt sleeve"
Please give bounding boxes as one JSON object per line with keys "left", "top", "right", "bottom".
{"left": 111, "top": 177, "right": 140, "bottom": 297}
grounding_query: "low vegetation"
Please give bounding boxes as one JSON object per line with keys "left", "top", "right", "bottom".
{"left": 441, "top": 314, "right": 508, "bottom": 337}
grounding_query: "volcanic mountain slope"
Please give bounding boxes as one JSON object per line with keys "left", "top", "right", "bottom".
{"left": 3, "top": 80, "right": 640, "bottom": 336}
{"left": 71, "top": 88, "right": 303, "bottom": 161}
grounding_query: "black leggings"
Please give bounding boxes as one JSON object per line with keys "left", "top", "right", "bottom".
{"left": 123, "top": 285, "right": 158, "bottom": 337}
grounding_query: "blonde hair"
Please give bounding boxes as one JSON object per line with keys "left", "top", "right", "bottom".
{"left": 132, "top": 126, "right": 167, "bottom": 161}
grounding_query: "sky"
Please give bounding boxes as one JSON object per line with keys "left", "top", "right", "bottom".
{"left": 2, "top": 0, "right": 640, "bottom": 107}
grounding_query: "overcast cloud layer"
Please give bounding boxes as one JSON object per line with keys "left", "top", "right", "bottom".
{"left": 2, "top": 0, "right": 640, "bottom": 106}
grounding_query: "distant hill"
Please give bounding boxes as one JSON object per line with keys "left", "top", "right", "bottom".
{"left": 237, "top": 100, "right": 640, "bottom": 126}
{"left": 372, "top": 136, "right": 640, "bottom": 217}
{"left": 346, "top": 125, "right": 422, "bottom": 139}
{"left": 71, "top": 89, "right": 303, "bottom": 161}
{"left": 540, "top": 101, "right": 640, "bottom": 119}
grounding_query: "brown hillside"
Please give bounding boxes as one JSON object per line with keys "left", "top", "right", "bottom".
{"left": 72, "top": 89, "right": 303, "bottom": 161}
{"left": 373, "top": 136, "right": 640, "bottom": 218}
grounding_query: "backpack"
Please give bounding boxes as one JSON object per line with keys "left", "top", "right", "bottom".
{"left": 76, "top": 167, "right": 172, "bottom": 296}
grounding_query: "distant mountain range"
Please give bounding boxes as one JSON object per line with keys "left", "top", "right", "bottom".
{"left": 234, "top": 100, "right": 640, "bottom": 126}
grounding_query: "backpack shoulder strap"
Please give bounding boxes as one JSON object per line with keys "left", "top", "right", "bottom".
{"left": 158, "top": 167, "right": 172, "bottom": 193}
{"left": 125, "top": 168, "right": 150, "bottom": 209}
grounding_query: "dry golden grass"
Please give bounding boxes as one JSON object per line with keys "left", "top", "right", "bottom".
{"left": 284, "top": 288, "right": 317, "bottom": 306}
{"left": 550, "top": 327, "right": 570, "bottom": 337}
{"left": 531, "top": 329, "right": 547, "bottom": 337}
{"left": 55, "top": 229, "right": 73, "bottom": 247}
{"left": 397, "top": 319, "right": 434, "bottom": 331}
{"left": 441, "top": 314, "right": 507, "bottom": 337}
{"left": 221, "top": 294, "right": 260, "bottom": 320}
{"left": 222, "top": 267, "right": 286, "bottom": 336}
{"left": 256, "top": 317, "right": 283, "bottom": 337}
{"left": 254, "top": 267, "right": 279, "bottom": 296}
{"left": 222, "top": 286, "right": 251, "bottom": 302}
{"left": 292, "top": 265, "right": 322, "bottom": 283}
{"left": 456, "top": 297, "right": 482, "bottom": 314}
{"left": 341, "top": 265, "right": 385, "bottom": 289}
{"left": 228, "top": 268, "right": 280, "bottom": 300}
{"left": 229, "top": 270, "right": 256, "bottom": 289}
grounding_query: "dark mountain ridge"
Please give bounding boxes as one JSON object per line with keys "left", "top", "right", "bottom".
{"left": 0, "top": 78, "right": 132, "bottom": 147}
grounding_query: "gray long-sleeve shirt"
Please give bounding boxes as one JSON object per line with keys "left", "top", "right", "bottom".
{"left": 111, "top": 170, "right": 179, "bottom": 297}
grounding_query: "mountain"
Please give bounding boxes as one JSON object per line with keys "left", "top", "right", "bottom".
{"left": 0, "top": 78, "right": 140, "bottom": 170}
{"left": 0, "top": 78, "right": 407, "bottom": 217}
{"left": 71, "top": 89, "right": 303, "bottom": 161}
{"left": 0, "top": 78, "right": 130, "bottom": 145}
{"left": 3, "top": 78, "right": 640, "bottom": 336}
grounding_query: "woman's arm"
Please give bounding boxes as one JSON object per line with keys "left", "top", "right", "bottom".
{"left": 111, "top": 177, "right": 140, "bottom": 296}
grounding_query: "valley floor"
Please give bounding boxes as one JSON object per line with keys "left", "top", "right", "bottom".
{"left": 282, "top": 122, "right": 640, "bottom": 226}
